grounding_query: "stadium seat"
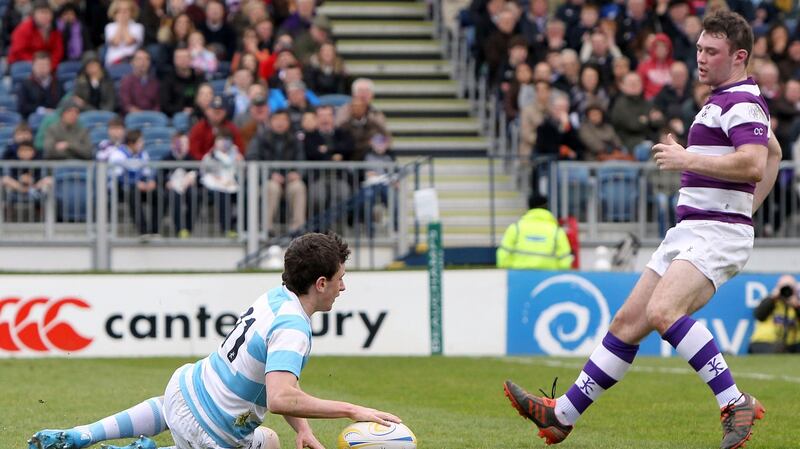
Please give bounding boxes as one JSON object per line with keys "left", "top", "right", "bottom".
{"left": 90, "top": 127, "right": 109, "bottom": 146}
{"left": 125, "top": 111, "right": 169, "bottom": 130}
{"left": 0, "top": 126, "right": 14, "bottom": 145}
{"left": 10, "top": 61, "right": 32, "bottom": 90}
{"left": 54, "top": 169, "right": 89, "bottom": 222}
{"left": 171, "top": 111, "right": 191, "bottom": 133}
{"left": 0, "top": 110, "right": 22, "bottom": 128}
{"left": 56, "top": 60, "right": 82, "bottom": 86}
{"left": 597, "top": 166, "right": 640, "bottom": 222}
{"left": 142, "top": 126, "right": 175, "bottom": 145}
{"left": 26, "top": 112, "right": 45, "bottom": 132}
{"left": 209, "top": 79, "right": 227, "bottom": 96}
{"left": 146, "top": 142, "right": 172, "bottom": 160}
{"left": 318, "top": 94, "right": 351, "bottom": 108}
{"left": 0, "top": 95, "right": 18, "bottom": 112}
{"left": 79, "top": 110, "right": 117, "bottom": 130}
{"left": 211, "top": 61, "right": 231, "bottom": 80}
{"left": 63, "top": 79, "right": 76, "bottom": 93}
{"left": 107, "top": 62, "right": 133, "bottom": 82}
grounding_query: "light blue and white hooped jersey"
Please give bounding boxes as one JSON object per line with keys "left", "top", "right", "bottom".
{"left": 179, "top": 285, "right": 312, "bottom": 448}
{"left": 680, "top": 77, "right": 770, "bottom": 226}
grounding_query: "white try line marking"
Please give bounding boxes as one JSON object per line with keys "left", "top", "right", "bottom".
{"left": 500, "top": 357, "right": 800, "bottom": 384}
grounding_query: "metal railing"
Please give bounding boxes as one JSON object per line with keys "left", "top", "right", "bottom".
{"left": 0, "top": 158, "right": 435, "bottom": 269}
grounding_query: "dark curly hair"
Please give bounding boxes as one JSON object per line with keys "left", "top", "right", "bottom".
{"left": 282, "top": 232, "right": 350, "bottom": 295}
{"left": 702, "top": 11, "right": 753, "bottom": 66}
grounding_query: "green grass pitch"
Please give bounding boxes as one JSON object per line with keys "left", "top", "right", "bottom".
{"left": 3, "top": 355, "right": 799, "bottom": 448}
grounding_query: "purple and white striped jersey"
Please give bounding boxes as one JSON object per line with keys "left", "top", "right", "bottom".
{"left": 678, "top": 77, "right": 770, "bottom": 226}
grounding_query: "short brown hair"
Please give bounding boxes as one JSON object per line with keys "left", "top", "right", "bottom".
{"left": 282, "top": 232, "right": 350, "bottom": 295}
{"left": 702, "top": 11, "right": 753, "bottom": 65}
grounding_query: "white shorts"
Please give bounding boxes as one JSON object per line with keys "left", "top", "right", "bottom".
{"left": 163, "top": 364, "right": 272, "bottom": 449}
{"left": 646, "top": 220, "right": 754, "bottom": 290}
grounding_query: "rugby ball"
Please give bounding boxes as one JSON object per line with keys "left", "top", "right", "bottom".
{"left": 337, "top": 422, "right": 417, "bottom": 449}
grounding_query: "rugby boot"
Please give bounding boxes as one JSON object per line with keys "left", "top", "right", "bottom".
{"left": 504, "top": 379, "right": 573, "bottom": 445}
{"left": 100, "top": 436, "right": 158, "bottom": 449}
{"left": 720, "top": 392, "right": 765, "bottom": 449}
{"left": 27, "top": 429, "right": 90, "bottom": 449}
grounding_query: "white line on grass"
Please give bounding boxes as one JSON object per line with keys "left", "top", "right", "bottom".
{"left": 501, "top": 357, "right": 800, "bottom": 384}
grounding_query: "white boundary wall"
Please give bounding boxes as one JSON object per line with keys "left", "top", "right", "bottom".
{"left": 0, "top": 270, "right": 508, "bottom": 358}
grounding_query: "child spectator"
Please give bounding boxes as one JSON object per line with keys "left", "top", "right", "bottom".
{"left": 1, "top": 140, "right": 52, "bottom": 202}
{"left": 163, "top": 132, "right": 198, "bottom": 238}
{"left": 200, "top": 127, "right": 241, "bottom": 236}
{"left": 107, "top": 129, "right": 159, "bottom": 235}
{"left": 188, "top": 30, "right": 218, "bottom": 76}
{"left": 96, "top": 117, "right": 127, "bottom": 161}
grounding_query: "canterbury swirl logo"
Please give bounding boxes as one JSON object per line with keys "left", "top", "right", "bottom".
{"left": 0, "top": 297, "right": 93, "bottom": 352}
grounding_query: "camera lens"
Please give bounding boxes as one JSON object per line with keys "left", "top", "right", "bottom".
{"left": 779, "top": 285, "right": 794, "bottom": 298}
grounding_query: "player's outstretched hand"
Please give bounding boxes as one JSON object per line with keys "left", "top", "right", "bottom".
{"left": 295, "top": 429, "right": 326, "bottom": 449}
{"left": 351, "top": 406, "right": 402, "bottom": 426}
{"left": 652, "top": 133, "right": 689, "bottom": 171}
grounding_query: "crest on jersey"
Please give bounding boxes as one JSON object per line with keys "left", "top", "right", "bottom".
{"left": 748, "top": 104, "right": 766, "bottom": 122}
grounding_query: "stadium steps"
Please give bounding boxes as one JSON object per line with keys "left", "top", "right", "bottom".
{"left": 401, "top": 158, "right": 527, "bottom": 247}
{"left": 328, "top": 0, "right": 512, "bottom": 248}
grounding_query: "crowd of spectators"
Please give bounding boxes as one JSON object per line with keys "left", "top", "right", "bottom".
{"left": 467, "top": 0, "right": 798, "bottom": 232}
{"left": 0, "top": 0, "right": 396, "bottom": 237}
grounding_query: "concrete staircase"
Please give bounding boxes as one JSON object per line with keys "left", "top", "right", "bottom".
{"left": 321, "top": 0, "right": 526, "bottom": 247}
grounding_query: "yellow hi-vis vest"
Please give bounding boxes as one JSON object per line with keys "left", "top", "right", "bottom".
{"left": 496, "top": 208, "right": 573, "bottom": 270}
{"left": 750, "top": 301, "right": 800, "bottom": 347}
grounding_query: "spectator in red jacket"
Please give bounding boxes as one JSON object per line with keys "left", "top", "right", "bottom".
{"left": 8, "top": 1, "right": 63, "bottom": 69}
{"left": 188, "top": 95, "right": 244, "bottom": 161}
{"left": 636, "top": 33, "right": 674, "bottom": 100}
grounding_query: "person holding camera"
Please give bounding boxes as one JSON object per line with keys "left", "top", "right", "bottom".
{"left": 748, "top": 275, "right": 800, "bottom": 354}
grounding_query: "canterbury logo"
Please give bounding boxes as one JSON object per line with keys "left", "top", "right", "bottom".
{"left": 0, "top": 297, "right": 93, "bottom": 352}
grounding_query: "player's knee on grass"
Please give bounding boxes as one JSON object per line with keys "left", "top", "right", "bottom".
{"left": 253, "top": 426, "right": 280, "bottom": 449}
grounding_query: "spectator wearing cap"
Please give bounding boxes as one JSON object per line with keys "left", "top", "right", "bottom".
{"left": 161, "top": 46, "right": 204, "bottom": 116}
{"left": 238, "top": 93, "right": 270, "bottom": 149}
{"left": 56, "top": 3, "right": 91, "bottom": 62}
{"left": 18, "top": 52, "right": 63, "bottom": 119}
{"left": 245, "top": 109, "right": 307, "bottom": 232}
{"left": 119, "top": 49, "right": 161, "bottom": 115}
{"left": 294, "top": 15, "right": 331, "bottom": 64}
{"left": 304, "top": 41, "right": 348, "bottom": 96}
{"left": 8, "top": 0, "right": 63, "bottom": 68}
{"left": 72, "top": 54, "right": 117, "bottom": 112}
{"left": 199, "top": 0, "right": 236, "bottom": 60}
{"left": 188, "top": 95, "right": 244, "bottom": 161}
{"left": 43, "top": 101, "right": 92, "bottom": 160}
{"left": 278, "top": 0, "right": 316, "bottom": 38}
{"left": 104, "top": 0, "right": 144, "bottom": 67}
{"left": 578, "top": 102, "right": 627, "bottom": 161}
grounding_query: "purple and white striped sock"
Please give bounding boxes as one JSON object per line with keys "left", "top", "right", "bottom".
{"left": 554, "top": 332, "right": 639, "bottom": 426}
{"left": 662, "top": 315, "right": 742, "bottom": 408}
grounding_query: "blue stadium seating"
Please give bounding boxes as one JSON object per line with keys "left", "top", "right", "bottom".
{"left": 598, "top": 167, "right": 640, "bottom": 222}
{"left": 125, "top": 111, "right": 169, "bottom": 130}
{"left": 26, "top": 112, "right": 45, "bottom": 132}
{"left": 146, "top": 143, "right": 173, "bottom": 161}
{"left": 0, "top": 110, "right": 22, "bottom": 128}
{"left": 10, "top": 61, "right": 32, "bottom": 90}
{"left": 171, "top": 111, "right": 191, "bottom": 133}
{"left": 79, "top": 110, "right": 117, "bottom": 130}
{"left": 0, "top": 95, "right": 18, "bottom": 112}
{"left": 211, "top": 61, "right": 231, "bottom": 80}
{"left": 90, "top": 127, "right": 109, "bottom": 147}
{"left": 56, "top": 60, "right": 83, "bottom": 86}
{"left": 107, "top": 63, "right": 133, "bottom": 82}
{"left": 209, "top": 79, "right": 227, "bottom": 96}
{"left": 142, "top": 126, "right": 175, "bottom": 145}
{"left": 54, "top": 169, "right": 89, "bottom": 222}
